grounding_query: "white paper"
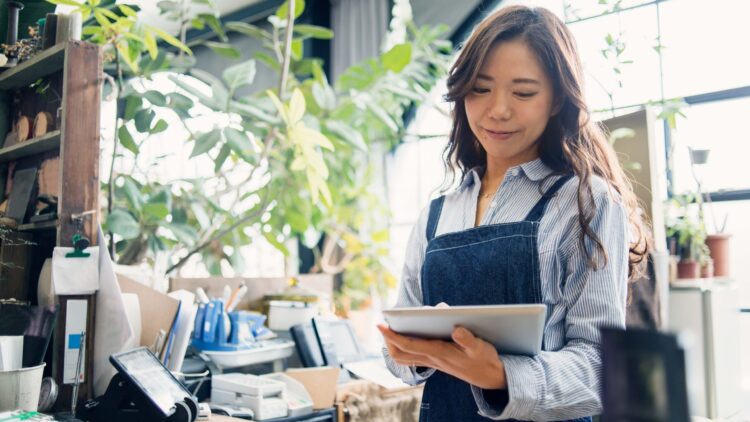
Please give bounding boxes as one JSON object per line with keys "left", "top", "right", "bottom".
{"left": 52, "top": 246, "right": 99, "bottom": 294}
{"left": 93, "top": 225, "right": 136, "bottom": 396}
{"left": 166, "top": 290, "right": 197, "bottom": 372}
{"left": 0, "top": 336, "right": 23, "bottom": 370}
{"left": 63, "top": 299, "right": 87, "bottom": 384}
{"left": 343, "top": 358, "right": 408, "bottom": 390}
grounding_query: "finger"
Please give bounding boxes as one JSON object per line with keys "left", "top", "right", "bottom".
{"left": 452, "top": 326, "right": 480, "bottom": 351}
{"left": 378, "top": 325, "right": 433, "bottom": 354}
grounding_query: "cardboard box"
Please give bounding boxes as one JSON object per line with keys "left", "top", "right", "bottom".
{"left": 118, "top": 274, "right": 180, "bottom": 359}
{"left": 285, "top": 366, "right": 340, "bottom": 409}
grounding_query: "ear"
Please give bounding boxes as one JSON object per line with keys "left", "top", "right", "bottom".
{"left": 551, "top": 97, "right": 564, "bottom": 116}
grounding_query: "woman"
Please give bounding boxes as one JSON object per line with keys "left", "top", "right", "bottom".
{"left": 378, "top": 5, "right": 649, "bottom": 422}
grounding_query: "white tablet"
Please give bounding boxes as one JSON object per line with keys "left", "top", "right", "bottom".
{"left": 382, "top": 304, "right": 546, "bottom": 356}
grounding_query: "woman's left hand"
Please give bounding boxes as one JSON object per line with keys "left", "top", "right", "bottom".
{"left": 377, "top": 324, "right": 507, "bottom": 390}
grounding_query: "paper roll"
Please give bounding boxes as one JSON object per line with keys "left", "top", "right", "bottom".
{"left": 121, "top": 293, "right": 141, "bottom": 350}
{"left": 37, "top": 258, "right": 54, "bottom": 308}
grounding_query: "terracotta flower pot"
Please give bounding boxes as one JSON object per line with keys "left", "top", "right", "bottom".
{"left": 705, "top": 234, "right": 731, "bottom": 277}
{"left": 677, "top": 260, "right": 700, "bottom": 279}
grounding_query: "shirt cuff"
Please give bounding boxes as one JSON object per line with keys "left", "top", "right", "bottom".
{"left": 382, "top": 347, "right": 435, "bottom": 385}
{"left": 471, "top": 354, "right": 542, "bottom": 420}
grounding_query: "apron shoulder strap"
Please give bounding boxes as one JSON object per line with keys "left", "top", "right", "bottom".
{"left": 425, "top": 196, "right": 446, "bottom": 242}
{"left": 524, "top": 174, "right": 574, "bottom": 223}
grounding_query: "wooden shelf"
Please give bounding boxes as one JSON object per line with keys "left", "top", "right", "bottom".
{"left": 18, "top": 219, "right": 57, "bottom": 232}
{"left": 0, "top": 130, "right": 61, "bottom": 163}
{"left": 0, "top": 43, "right": 67, "bottom": 90}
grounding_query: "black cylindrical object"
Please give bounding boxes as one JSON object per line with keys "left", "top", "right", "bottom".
{"left": 5, "top": 1, "right": 24, "bottom": 61}
{"left": 42, "top": 13, "right": 58, "bottom": 49}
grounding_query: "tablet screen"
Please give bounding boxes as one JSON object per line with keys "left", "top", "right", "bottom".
{"left": 111, "top": 348, "right": 191, "bottom": 416}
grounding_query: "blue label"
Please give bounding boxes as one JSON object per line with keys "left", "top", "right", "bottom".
{"left": 69, "top": 334, "right": 82, "bottom": 349}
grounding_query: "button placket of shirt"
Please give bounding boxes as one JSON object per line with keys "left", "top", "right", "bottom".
{"left": 482, "top": 170, "right": 513, "bottom": 225}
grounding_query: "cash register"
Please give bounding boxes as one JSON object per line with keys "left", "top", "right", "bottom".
{"left": 77, "top": 348, "right": 199, "bottom": 422}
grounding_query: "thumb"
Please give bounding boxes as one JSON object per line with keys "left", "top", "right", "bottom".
{"left": 452, "top": 326, "right": 478, "bottom": 350}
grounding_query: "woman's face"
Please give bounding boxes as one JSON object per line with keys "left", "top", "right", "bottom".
{"left": 464, "top": 38, "right": 558, "bottom": 167}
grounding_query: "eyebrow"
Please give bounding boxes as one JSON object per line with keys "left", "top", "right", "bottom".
{"left": 476, "top": 74, "right": 541, "bottom": 85}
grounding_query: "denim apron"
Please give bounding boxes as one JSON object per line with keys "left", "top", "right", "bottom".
{"left": 419, "top": 174, "right": 591, "bottom": 422}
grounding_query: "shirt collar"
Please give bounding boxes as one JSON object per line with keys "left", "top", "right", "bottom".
{"left": 459, "top": 158, "right": 554, "bottom": 191}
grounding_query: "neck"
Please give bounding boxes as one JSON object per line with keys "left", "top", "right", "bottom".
{"left": 483, "top": 155, "right": 539, "bottom": 187}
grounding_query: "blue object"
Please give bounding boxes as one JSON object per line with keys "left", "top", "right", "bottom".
{"left": 192, "top": 300, "right": 272, "bottom": 352}
{"left": 68, "top": 333, "right": 82, "bottom": 350}
{"left": 417, "top": 175, "right": 590, "bottom": 422}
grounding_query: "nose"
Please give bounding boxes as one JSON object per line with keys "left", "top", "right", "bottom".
{"left": 488, "top": 92, "right": 512, "bottom": 121}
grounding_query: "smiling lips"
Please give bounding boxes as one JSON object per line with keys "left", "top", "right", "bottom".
{"left": 482, "top": 127, "right": 516, "bottom": 140}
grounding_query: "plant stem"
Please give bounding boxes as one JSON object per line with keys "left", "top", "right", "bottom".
{"left": 107, "top": 46, "right": 125, "bottom": 259}
{"left": 165, "top": 190, "right": 272, "bottom": 274}
{"left": 278, "top": 1, "right": 295, "bottom": 98}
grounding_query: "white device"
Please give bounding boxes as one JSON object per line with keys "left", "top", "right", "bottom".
{"left": 383, "top": 304, "right": 547, "bottom": 355}
{"left": 211, "top": 373, "right": 288, "bottom": 420}
{"left": 262, "top": 373, "right": 314, "bottom": 417}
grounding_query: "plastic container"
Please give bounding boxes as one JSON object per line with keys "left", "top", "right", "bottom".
{"left": 0, "top": 363, "right": 46, "bottom": 412}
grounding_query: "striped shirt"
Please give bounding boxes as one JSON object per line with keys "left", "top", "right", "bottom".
{"left": 383, "top": 158, "right": 629, "bottom": 420}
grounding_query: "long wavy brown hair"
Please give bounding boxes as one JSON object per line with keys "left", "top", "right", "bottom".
{"left": 444, "top": 5, "right": 649, "bottom": 279}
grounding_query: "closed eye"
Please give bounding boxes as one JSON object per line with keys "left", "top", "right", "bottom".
{"left": 515, "top": 92, "right": 537, "bottom": 98}
{"left": 471, "top": 86, "right": 490, "bottom": 94}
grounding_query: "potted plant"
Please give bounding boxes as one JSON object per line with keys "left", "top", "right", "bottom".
{"left": 666, "top": 194, "right": 711, "bottom": 279}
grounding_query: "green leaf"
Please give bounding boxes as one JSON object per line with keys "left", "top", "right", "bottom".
{"left": 150, "top": 119, "right": 168, "bottom": 134}
{"left": 229, "top": 101, "right": 276, "bottom": 124}
{"left": 118, "top": 125, "right": 139, "bottom": 154}
{"left": 226, "top": 21, "right": 269, "bottom": 40}
{"left": 224, "top": 127, "right": 253, "bottom": 154}
{"left": 123, "top": 95, "right": 142, "bottom": 120}
{"left": 254, "top": 51, "right": 281, "bottom": 71}
{"left": 191, "top": 17, "right": 205, "bottom": 30}
{"left": 165, "top": 223, "right": 199, "bottom": 244}
{"left": 168, "top": 92, "right": 194, "bottom": 110}
{"left": 144, "top": 31, "right": 158, "bottom": 60}
{"left": 191, "top": 202, "right": 212, "bottom": 229}
{"left": 144, "top": 90, "right": 167, "bottom": 107}
{"left": 198, "top": 13, "right": 227, "bottom": 41}
{"left": 148, "top": 234, "right": 166, "bottom": 252}
{"left": 293, "top": 24, "right": 333, "bottom": 39}
{"left": 372, "top": 229, "right": 389, "bottom": 243}
{"left": 311, "top": 82, "right": 335, "bottom": 110}
{"left": 291, "top": 38, "right": 303, "bottom": 59}
{"left": 285, "top": 210, "right": 308, "bottom": 233}
{"left": 191, "top": 129, "right": 221, "bottom": 157}
{"left": 382, "top": 43, "right": 412, "bottom": 73}
{"left": 150, "top": 26, "right": 192, "bottom": 55}
{"left": 205, "top": 41, "right": 240, "bottom": 59}
{"left": 118, "top": 4, "right": 138, "bottom": 17}
{"left": 214, "top": 144, "right": 230, "bottom": 173}
{"left": 222, "top": 59, "right": 256, "bottom": 91}
{"left": 93, "top": 10, "right": 111, "bottom": 27}
{"left": 263, "top": 231, "right": 290, "bottom": 255}
{"left": 134, "top": 109, "right": 155, "bottom": 133}
{"left": 143, "top": 203, "right": 169, "bottom": 220}
{"left": 107, "top": 209, "right": 140, "bottom": 240}
{"left": 325, "top": 120, "right": 366, "bottom": 152}
{"left": 366, "top": 102, "right": 398, "bottom": 132}
{"left": 121, "top": 177, "right": 143, "bottom": 210}
{"left": 275, "top": 0, "right": 305, "bottom": 19}
{"left": 47, "top": 0, "right": 83, "bottom": 6}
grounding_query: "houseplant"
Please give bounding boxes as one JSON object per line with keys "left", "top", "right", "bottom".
{"left": 47, "top": 0, "right": 452, "bottom": 309}
{"left": 666, "top": 194, "right": 711, "bottom": 279}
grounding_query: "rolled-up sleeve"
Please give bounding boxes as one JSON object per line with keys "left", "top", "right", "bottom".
{"left": 472, "top": 191, "right": 630, "bottom": 420}
{"left": 382, "top": 206, "right": 437, "bottom": 385}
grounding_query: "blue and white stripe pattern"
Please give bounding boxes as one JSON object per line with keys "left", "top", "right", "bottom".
{"left": 383, "top": 158, "right": 629, "bottom": 420}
